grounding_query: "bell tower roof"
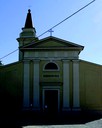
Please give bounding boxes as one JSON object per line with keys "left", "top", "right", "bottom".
{"left": 24, "top": 9, "right": 34, "bottom": 29}
{"left": 17, "top": 9, "right": 39, "bottom": 60}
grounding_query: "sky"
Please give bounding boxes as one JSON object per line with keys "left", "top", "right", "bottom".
{"left": 0, "top": 0, "right": 102, "bottom": 65}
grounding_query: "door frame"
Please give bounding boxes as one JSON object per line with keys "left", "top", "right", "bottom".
{"left": 42, "top": 86, "right": 60, "bottom": 112}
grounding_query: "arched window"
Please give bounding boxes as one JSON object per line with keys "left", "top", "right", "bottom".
{"left": 44, "top": 62, "right": 58, "bottom": 70}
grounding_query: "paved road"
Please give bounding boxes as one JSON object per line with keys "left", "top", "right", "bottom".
{"left": 23, "top": 119, "right": 102, "bottom": 128}
{"left": 23, "top": 125, "right": 88, "bottom": 128}
{"left": 86, "top": 118, "right": 102, "bottom": 128}
{"left": 0, "top": 111, "right": 102, "bottom": 127}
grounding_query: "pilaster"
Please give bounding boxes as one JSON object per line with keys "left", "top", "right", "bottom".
{"left": 33, "top": 59, "right": 40, "bottom": 110}
{"left": 72, "top": 60, "right": 80, "bottom": 111}
{"left": 62, "top": 60, "right": 70, "bottom": 111}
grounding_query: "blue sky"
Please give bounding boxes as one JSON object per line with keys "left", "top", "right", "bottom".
{"left": 0, "top": 0, "right": 102, "bottom": 65}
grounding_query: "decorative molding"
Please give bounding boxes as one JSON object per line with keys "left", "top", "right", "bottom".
{"left": 24, "top": 51, "right": 79, "bottom": 59}
{"left": 43, "top": 74, "right": 60, "bottom": 78}
{"left": 40, "top": 82, "right": 63, "bottom": 86}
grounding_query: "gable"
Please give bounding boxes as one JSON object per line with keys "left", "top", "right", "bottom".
{"left": 35, "top": 40, "right": 67, "bottom": 48}
{"left": 36, "top": 37, "right": 84, "bottom": 48}
{"left": 20, "top": 36, "right": 84, "bottom": 52}
{"left": 34, "top": 40, "right": 78, "bottom": 48}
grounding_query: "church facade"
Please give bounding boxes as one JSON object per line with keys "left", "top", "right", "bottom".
{"left": 0, "top": 10, "right": 102, "bottom": 114}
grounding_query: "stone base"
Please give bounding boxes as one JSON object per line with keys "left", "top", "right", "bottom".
{"left": 62, "top": 107, "right": 71, "bottom": 112}
{"left": 32, "top": 107, "right": 40, "bottom": 111}
{"left": 22, "top": 107, "right": 41, "bottom": 112}
{"left": 72, "top": 107, "right": 81, "bottom": 111}
{"left": 22, "top": 107, "right": 30, "bottom": 111}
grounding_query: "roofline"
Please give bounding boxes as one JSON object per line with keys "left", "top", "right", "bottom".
{"left": 39, "top": 36, "right": 84, "bottom": 47}
{"left": 20, "top": 36, "right": 84, "bottom": 49}
{"left": 0, "top": 61, "right": 22, "bottom": 69}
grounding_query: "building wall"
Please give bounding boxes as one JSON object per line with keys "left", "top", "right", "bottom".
{"left": 1, "top": 59, "right": 102, "bottom": 112}
{"left": 79, "top": 60, "right": 102, "bottom": 111}
{"left": 0, "top": 62, "right": 23, "bottom": 113}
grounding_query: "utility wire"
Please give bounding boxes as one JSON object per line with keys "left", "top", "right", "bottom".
{"left": 0, "top": 49, "right": 18, "bottom": 60}
{"left": 0, "top": 0, "right": 95, "bottom": 61}
{"left": 38, "top": 0, "right": 96, "bottom": 38}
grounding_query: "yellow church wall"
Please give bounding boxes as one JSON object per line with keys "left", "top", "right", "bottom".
{"left": 79, "top": 60, "right": 102, "bottom": 111}
{"left": 0, "top": 62, "right": 23, "bottom": 111}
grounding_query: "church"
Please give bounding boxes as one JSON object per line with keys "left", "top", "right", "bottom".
{"left": 0, "top": 9, "right": 102, "bottom": 114}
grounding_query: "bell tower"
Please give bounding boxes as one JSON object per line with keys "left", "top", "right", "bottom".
{"left": 17, "top": 9, "right": 38, "bottom": 60}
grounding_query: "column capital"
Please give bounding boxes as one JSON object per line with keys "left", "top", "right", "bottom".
{"left": 33, "top": 59, "right": 40, "bottom": 63}
{"left": 23, "top": 59, "right": 30, "bottom": 63}
{"left": 72, "top": 59, "right": 79, "bottom": 63}
{"left": 34, "top": 59, "right": 40, "bottom": 61}
{"left": 62, "top": 59, "right": 70, "bottom": 62}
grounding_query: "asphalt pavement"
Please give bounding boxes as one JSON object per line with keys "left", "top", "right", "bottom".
{"left": 23, "top": 118, "right": 102, "bottom": 128}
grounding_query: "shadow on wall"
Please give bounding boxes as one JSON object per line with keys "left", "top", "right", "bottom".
{"left": 0, "top": 90, "right": 101, "bottom": 127}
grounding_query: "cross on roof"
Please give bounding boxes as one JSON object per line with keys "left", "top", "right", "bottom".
{"left": 48, "top": 29, "right": 54, "bottom": 36}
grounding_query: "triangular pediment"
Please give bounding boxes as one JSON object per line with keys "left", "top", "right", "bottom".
{"left": 20, "top": 36, "right": 84, "bottom": 51}
{"left": 35, "top": 39, "right": 69, "bottom": 48}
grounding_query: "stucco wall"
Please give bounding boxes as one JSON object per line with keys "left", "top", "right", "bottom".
{"left": 0, "top": 62, "right": 23, "bottom": 113}
{"left": 79, "top": 60, "right": 102, "bottom": 111}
